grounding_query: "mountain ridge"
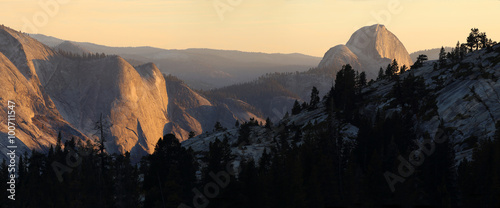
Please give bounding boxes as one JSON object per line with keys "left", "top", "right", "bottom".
{"left": 30, "top": 34, "right": 322, "bottom": 90}
{"left": 0, "top": 25, "right": 88, "bottom": 159}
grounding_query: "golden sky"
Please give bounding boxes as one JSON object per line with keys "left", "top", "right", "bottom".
{"left": 2, "top": 0, "right": 499, "bottom": 57}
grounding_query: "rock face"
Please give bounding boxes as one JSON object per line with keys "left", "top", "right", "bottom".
{"left": 0, "top": 25, "right": 265, "bottom": 160}
{"left": 361, "top": 44, "right": 500, "bottom": 161}
{"left": 317, "top": 24, "right": 413, "bottom": 79}
{"left": 164, "top": 74, "right": 264, "bottom": 140}
{"left": 317, "top": 45, "right": 362, "bottom": 72}
{"left": 0, "top": 26, "right": 87, "bottom": 160}
{"left": 42, "top": 56, "right": 171, "bottom": 156}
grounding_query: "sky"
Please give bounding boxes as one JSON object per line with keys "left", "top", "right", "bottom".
{"left": 1, "top": 0, "right": 499, "bottom": 57}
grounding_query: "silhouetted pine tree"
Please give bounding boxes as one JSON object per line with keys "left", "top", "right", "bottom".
{"left": 377, "top": 67, "right": 385, "bottom": 80}
{"left": 291, "top": 100, "right": 302, "bottom": 115}
{"left": 309, "top": 87, "right": 320, "bottom": 109}
{"left": 439, "top": 46, "right": 447, "bottom": 68}
{"left": 143, "top": 134, "right": 197, "bottom": 208}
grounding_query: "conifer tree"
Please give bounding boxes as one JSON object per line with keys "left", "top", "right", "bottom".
{"left": 309, "top": 87, "right": 320, "bottom": 109}
{"left": 265, "top": 117, "right": 273, "bottom": 129}
{"left": 358, "top": 71, "right": 367, "bottom": 88}
{"left": 399, "top": 65, "right": 408, "bottom": 74}
{"left": 377, "top": 67, "right": 385, "bottom": 80}
{"left": 439, "top": 46, "right": 447, "bottom": 68}
{"left": 292, "top": 100, "right": 302, "bottom": 115}
{"left": 188, "top": 131, "right": 196, "bottom": 139}
{"left": 214, "top": 121, "right": 225, "bottom": 132}
{"left": 412, "top": 54, "right": 428, "bottom": 69}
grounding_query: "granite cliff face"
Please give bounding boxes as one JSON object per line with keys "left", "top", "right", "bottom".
{"left": 41, "top": 56, "right": 171, "bottom": 155}
{"left": 0, "top": 26, "right": 264, "bottom": 160}
{"left": 164, "top": 74, "right": 264, "bottom": 142}
{"left": 0, "top": 26, "right": 87, "bottom": 160}
{"left": 317, "top": 24, "right": 413, "bottom": 79}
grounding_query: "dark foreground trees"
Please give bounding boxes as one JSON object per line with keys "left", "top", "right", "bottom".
{"left": 7, "top": 111, "right": 500, "bottom": 208}
{"left": 458, "top": 122, "right": 500, "bottom": 207}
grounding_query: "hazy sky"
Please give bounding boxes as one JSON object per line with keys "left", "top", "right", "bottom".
{"left": 2, "top": 0, "right": 499, "bottom": 57}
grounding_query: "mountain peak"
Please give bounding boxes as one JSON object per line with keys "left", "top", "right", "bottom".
{"left": 317, "top": 24, "right": 412, "bottom": 79}
{"left": 54, "top": 41, "right": 90, "bottom": 55}
{"left": 346, "top": 24, "right": 412, "bottom": 67}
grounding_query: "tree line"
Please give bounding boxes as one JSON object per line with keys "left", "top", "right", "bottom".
{"left": 57, "top": 49, "right": 108, "bottom": 60}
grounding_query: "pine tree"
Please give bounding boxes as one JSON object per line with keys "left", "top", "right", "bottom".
{"left": 412, "top": 55, "right": 428, "bottom": 69}
{"left": 391, "top": 59, "right": 399, "bottom": 76}
{"left": 265, "top": 117, "right": 273, "bottom": 129}
{"left": 205, "top": 137, "right": 234, "bottom": 180}
{"left": 259, "top": 149, "right": 272, "bottom": 173}
{"left": 309, "top": 87, "right": 320, "bottom": 109}
{"left": 334, "top": 64, "right": 357, "bottom": 120}
{"left": 292, "top": 100, "right": 302, "bottom": 115}
{"left": 18, "top": 154, "right": 26, "bottom": 182}
{"left": 113, "top": 152, "right": 140, "bottom": 208}
{"left": 301, "top": 101, "right": 309, "bottom": 110}
{"left": 399, "top": 65, "right": 407, "bottom": 74}
{"left": 214, "top": 121, "right": 226, "bottom": 132}
{"left": 453, "top": 41, "right": 461, "bottom": 61}
{"left": 55, "top": 131, "right": 63, "bottom": 154}
{"left": 238, "top": 158, "right": 260, "bottom": 207}
{"left": 143, "top": 134, "right": 196, "bottom": 207}
{"left": 384, "top": 60, "right": 399, "bottom": 78}
{"left": 238, "top": 122, "right": 251, "bottom": 145}
{"left": 467, "top": 28, "right": 480, "bottom": 52}
{"left": 385, "top": 63, "right": 392, "bottom": 77}
{"left": 358, "top": 71, "right": 367, "bottom": 88}
{"left": 188, "top": 131, "right": 196, "bottom": 139}
{"left": 325, "top": 86, "right": 335, "bottom": 115}
{"left": 377, "top": 67, "right": 385, "bottom": 80}
{"left": 439, "top": 46, "right": 447, "bottom": 68}
{"left": 418, "top": 122, "right": 457, "bottom": 207}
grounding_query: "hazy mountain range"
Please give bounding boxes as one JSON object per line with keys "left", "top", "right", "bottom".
{"left": 30, "top": 34, "right": 322, "bottom": 90}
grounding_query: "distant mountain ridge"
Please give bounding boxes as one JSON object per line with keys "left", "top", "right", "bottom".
{"left": 54, "top": 41, "right": 90, "bottom": 55}
{"left": 410, "top": 47, "right": 454, "bottom": 62}
{"left": 29, "top": 34, "right": 322, "bottom": 90}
